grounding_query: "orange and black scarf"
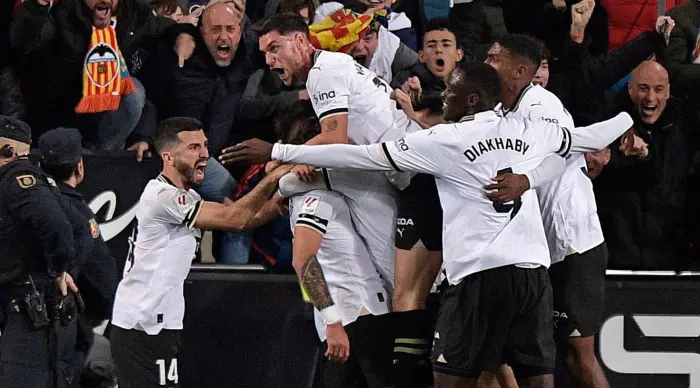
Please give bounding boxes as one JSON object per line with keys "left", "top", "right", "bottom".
{"left": 75, "top": 17, "right": 136, "bottom": 114}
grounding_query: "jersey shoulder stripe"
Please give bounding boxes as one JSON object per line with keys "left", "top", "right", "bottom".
{"left": 380, "top": 142, "right": 402, "bottom": 172}
{"left": 296, "top": 213, "right": 329, "bottom": 234}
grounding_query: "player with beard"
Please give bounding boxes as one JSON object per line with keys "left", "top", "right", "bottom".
{"left": 222, "top": 61, "right": 635, "bottom": 388}
{"left": 110, "top": 117, "right": 291, "bottom": 388}
{"left": 483, "top": 34, "right": 647, "bottom": 388}
{"left": 221, "top": 13, "right": 421, "bottom": 294}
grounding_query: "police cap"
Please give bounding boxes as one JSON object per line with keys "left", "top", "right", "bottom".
{"left": 0, "top": 116, "right": 32, "bottom": 144}
{"left": 38, "top": 127, "right": 86, "bottom": 164}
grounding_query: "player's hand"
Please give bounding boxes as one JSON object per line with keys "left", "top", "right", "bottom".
{"left": 292, "top": 164, "right": 316, "bottom": 183}
{"left": 484, "top": 173, "right": 530, "bottom": 203}
{"left": 585, "top": 148, "right": 611, "bottom": 179}
{"left": 655, "top": 16, "right": 675, "bottom": 40}
{"left": 219, "top": 138, "right": 275, "bottom": 165}
{"left": 619, "top": 128, "right": 649, "bottom": 158}
{"left": 175, "top": 33, "right": 196, "bottom": 68}
{"left": 402, "top": 76, "right": 422, "bottom": 106}
{"left": 127, "top": 141, "right": 150, "bottom": 162}
{"left": 56, "top": 272, "right": 79, "bottom": 297}
{"left": 392, "top": 89, "right": 417, "bottom": 119}
{"left": 325, "top": 322, "right": 350, "bottom": 363}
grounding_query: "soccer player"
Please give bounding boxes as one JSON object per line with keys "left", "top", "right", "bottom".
{"left": 220, "top": 13, "right": 419, "bottom": 292}
{"left": 483, "top": 34, "right": 640, "bottom": 388}
{"left": 222, "top": 61, "right": 634, "bottom": 388}
{"left": 109, "top": 117, "right": 291, "bottom": 388}
{"left": 270, "top": 101, "right": 394, "bottom": 387}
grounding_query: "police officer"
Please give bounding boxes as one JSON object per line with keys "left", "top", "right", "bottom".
{"left": 0, "top": 116, "right": 80, "bottom": 388}
{"left": 37, "top": 127, "right": 119, "bottom": 387}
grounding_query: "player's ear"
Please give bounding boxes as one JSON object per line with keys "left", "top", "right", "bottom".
{"left": 456, "top": 48, "right": 464, "bottom": 62}
{"left": 467, "top": 93, "right": 479, "bottom": 108}
{"left": 161, "top": 150, "right": 174, "bottom": 166}
{"left": 514, "top": 63, "right": 528, "bottom": 79}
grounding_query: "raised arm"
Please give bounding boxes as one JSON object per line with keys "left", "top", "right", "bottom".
{"left": 545, "top": 112, "right": 634, "bottom": 157}
{"left": 272, "top": 127, "right": 455, "bottom": 177}
{"left": 192, "top": 165, "right": 292, "bottom": 231}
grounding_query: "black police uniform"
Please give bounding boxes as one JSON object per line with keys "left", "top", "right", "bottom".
{"left": 0, "top": 117, "right": 80, "bottom": 388}
{"left": 38, "top": 127, "right": 120, "bottom": 386}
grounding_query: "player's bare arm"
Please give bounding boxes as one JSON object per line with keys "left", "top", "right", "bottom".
{"left": 219, "top": 138, "right": 275, "bottom": 165}
{"left": 193, "top": 164, "right": 292, "bottom": 231}
{"left": 293, "top": 226, "right": 350, "bottom": 363}
{"left": 304, "top": 114, "right": 349, "bottom": 145}
{"left": 245, "top": 193, "right": 289, "bottom": 229}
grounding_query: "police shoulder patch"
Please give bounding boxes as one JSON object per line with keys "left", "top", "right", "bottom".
{"left": 15, "top": 174, "right": 36, "bottom": 189}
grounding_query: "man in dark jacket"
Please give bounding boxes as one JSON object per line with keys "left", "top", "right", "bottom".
{"left": 9, "top": 0, "right": 190, "bottom": 149}
{"left": 661, "top": 0, "right": 700, "bottom": 98}
{"left": 596, "top": 61, "right": 700, "bottom": 270}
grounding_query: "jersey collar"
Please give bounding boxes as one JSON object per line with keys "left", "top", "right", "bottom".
{"left": 157, "top": 173, "right": 177, "bottom": 187}
{"left": 502, "top": 83, "right": 534, "bottom": 116}
{"left": 459, "top": 110, "right": 501, "bottom": 123}
{"left": 58, "top": 182, "right": 83, "bottom": 200}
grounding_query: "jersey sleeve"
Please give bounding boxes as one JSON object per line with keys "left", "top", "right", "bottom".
{"left": 294, "top": 194, "right": 334, "bottom": 235}
{"left": 272, "top": 126, "right": 456, "bottom": 176}
{"left": 540, "top": 112, "right": 634, "bottom": 157}
{"left": 307, "top": 59, "right": 351, "bottom": 121}
{"left": 154, "top": 188, "right": 203, "bottom": 230}
{"left": 379, "top": 126, "right": 456, "bottom": 177}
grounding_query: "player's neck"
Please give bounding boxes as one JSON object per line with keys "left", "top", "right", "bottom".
{"left": 299, "top": 48, "right": 315, "bottom": 83}
{"left": 161, "top": 168, "right": 190, "bottom": 191}
{"left": 500, "top": 81, "right": 529, "bottom": 111}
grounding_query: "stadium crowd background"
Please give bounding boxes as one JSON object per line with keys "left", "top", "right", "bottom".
{"left": 1, "top": 0, "right": 699, "bottom": 384}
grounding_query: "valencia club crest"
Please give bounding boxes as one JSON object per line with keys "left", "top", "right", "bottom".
{"left": 85, "top": 43, "right": 119, "bottom": 88}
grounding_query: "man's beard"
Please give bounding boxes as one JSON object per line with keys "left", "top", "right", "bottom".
{"left": 174, "top": 158, "right": 199, "bottom": 187}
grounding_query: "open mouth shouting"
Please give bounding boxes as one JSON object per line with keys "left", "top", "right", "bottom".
{"left": 93, "top": 2, "right": 113, "bottom": 27}
{"left": 194, "top": 160, "right": 207, "bottom": 181}
{"left": 215, "top": 41, "right": 233, "bottom": 63}
{"left": 435, "top": 58, "right": 446, "bottom": 73}
{"left": 271, "top": 67, "right": 288, "bottom": 83}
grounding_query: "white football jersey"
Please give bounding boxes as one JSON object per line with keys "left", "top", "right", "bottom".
{"left": 279, "top": 169, "right": 398, "bottom": 291}
{"left": 503, "top": 84, "right": 605, "bottom": 264}
{"left": 271, "top": 111, "right": 633, "bottom": 285}
{"left": 289, "top": 190, "right": 389, "bottom": 342}
{"left": 307, "top": 50, "right": 418, "bottom": 146}
{"left": 111, "top": 175, "right": 202, "bottom": 335}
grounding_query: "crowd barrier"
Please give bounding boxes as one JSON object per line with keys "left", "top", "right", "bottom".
{"left": 80, "top": 153, "right": 700, "bottom": 387}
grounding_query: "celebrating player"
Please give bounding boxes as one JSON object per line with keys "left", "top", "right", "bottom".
{"left": 110, "top": 118, "right": 291, "bottom": 388}
{"left": 222, "top": 61, "right": 634, "bottom": 388}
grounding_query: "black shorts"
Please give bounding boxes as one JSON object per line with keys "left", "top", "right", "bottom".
{"left": 432, "top": 265, "right": 555, "bottom": 378}
{"left": 549, "top": 242, "right": 608, "bottom": 340}
{"left": 318, "top": 314, "right": 393, "bottom": 388}
{"left": 110, "top": 326, "right": 181, "bottom": 388}
{"left": 395, "top": 174, "right": 442, "bottom": 251}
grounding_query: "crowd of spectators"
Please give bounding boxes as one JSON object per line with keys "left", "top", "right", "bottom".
{"left": 1, "top": 0, "right": 698, "bottom": 272}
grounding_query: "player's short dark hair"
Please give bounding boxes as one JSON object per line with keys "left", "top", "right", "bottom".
{"left": 40, "top": 160, "right": 81, "bottom": 182}
{"left": 151, "top": 0, "right": 183, "bottom": 16}
{"left": 274, "top": 100, "right": 320, "bottom": 145}
{"left": 257, "top": 12, "right": 309, "bottom": 38}
{"left": 155, "top": 117, "right": 204, "bottom": 153}
{"left": 496, "top": 33, "right": 542, "bottom": 69}
{"left": 456, "top": 61, "right": 501, "bottom": 110}
{"left": 278, "top": 0, "right": 316, "bottom": 19}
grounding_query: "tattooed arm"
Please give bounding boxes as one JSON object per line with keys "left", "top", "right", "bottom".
{"left": 303, "top": 115, "right": 349, "bottom": 145}
{"left": 291, "top": 226, "right": 335, "bottom": 311}
{"left": 292, "top": 219, "right": 351, "bottom": 362}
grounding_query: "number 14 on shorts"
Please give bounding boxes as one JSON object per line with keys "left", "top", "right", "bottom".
{"left": 156, "top": 358, "right": 179, "bottom": 386}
